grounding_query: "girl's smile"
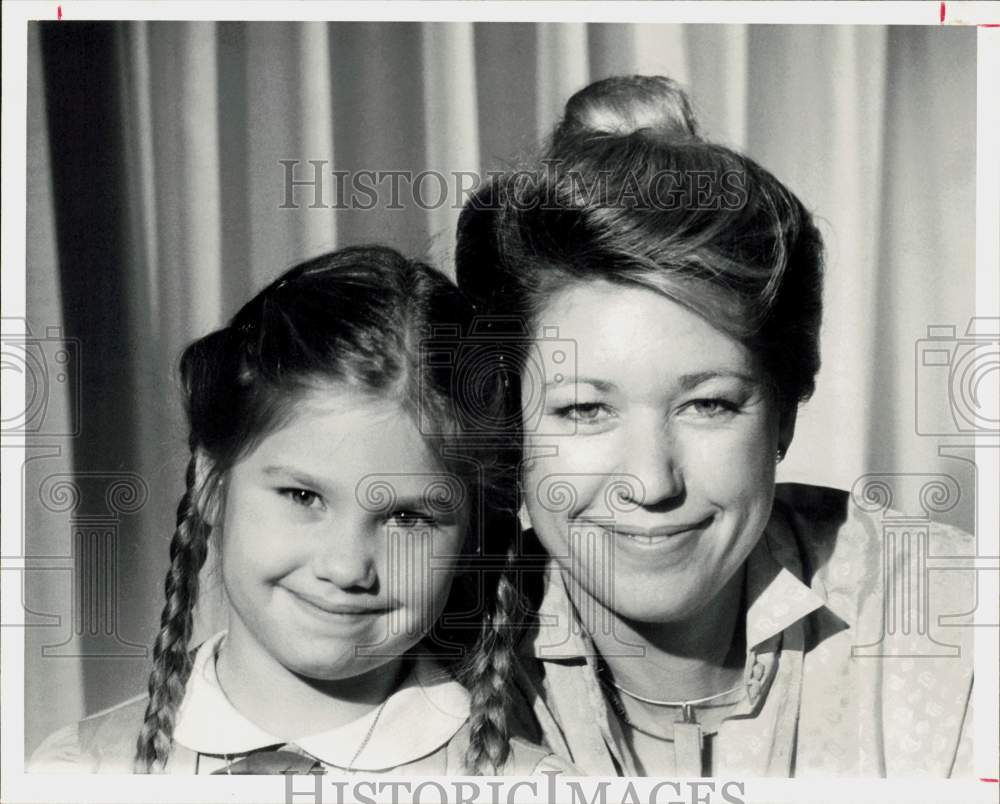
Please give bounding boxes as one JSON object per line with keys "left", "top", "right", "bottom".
{"left": 219, "top": 385, "right": 466, "bottom": 684}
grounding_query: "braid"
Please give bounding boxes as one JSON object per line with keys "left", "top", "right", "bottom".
{"left": 462, "top": 545, "right": 524, "bottom": 774}
{"left": 134, "top": 453, "right": 211, "bottom": 772}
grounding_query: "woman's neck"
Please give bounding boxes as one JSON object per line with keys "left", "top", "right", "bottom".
{"left": 215, "top": 615, "right": 405, "bottom": 741}
{"left": 571, "top": 565, "right": 747, "bottom": 703}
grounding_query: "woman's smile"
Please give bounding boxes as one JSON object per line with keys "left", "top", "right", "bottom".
{"left": 575, "top": 516, "right": 713, "bottom": 547}
{"left": 522, "top": 281, "right": 783, "bottom": 624}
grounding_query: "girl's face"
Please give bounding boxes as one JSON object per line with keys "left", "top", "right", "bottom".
{"left": 219, "top": 386, "right": 467, "bottom": 682}
{"left": 521, "top": 281, "right": 791, "bottom": 625}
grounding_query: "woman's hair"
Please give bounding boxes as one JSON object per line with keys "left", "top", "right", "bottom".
{"left": 456, "top": 74, "right": 824, "bottom": 418}
{"left": 134, "top": 245, "right": 523, "bottom": 774}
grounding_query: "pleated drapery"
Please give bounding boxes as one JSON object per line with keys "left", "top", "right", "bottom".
{"left": 25, "top": 21, "right": 977, "bottom": 753}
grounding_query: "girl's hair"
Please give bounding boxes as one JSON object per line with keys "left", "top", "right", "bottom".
{"left": 456, "top": 75, "right": 824, "bottom": 416}
{"left": 134, "top": 245, "right": 523, "bottom": 774}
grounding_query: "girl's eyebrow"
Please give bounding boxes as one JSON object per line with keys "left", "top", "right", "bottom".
{"left": 261, "top": 464, "right": 326, "bottom": 488}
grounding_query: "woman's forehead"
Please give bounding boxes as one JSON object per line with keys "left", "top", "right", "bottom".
{"left": 529, "top": 280, "right": 759, "bottom": 388}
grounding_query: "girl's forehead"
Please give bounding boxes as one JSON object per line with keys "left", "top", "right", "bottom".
{"left": 251, "top": 386, "right": 442, "bottom": 477}
{"left": 292, "top": 383, "right": 403, "bottom": 422}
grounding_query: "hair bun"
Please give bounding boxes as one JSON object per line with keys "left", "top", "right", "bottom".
{"left": 552, "top": 75, "right": 699, "bottom": 149}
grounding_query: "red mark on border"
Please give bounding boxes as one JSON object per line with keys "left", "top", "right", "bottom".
{"left": 981, "top": 778, "right": 999, "bottom": 783}
{"left": 57, "top": 5, "right": 62, "bottom": 19}
{"left": 940, "top": 2, "right": 946, "bottom": 22}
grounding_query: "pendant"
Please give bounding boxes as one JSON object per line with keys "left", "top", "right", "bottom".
{"left": 672, "top": 704, "right": 703, "bottom": 776}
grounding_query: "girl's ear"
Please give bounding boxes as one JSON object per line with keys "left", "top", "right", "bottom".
{"left": 192, "top": 450, "right": 224, "bottom": 528}
{"left": 517, "top": 501, "right": 532, "bottom": 531}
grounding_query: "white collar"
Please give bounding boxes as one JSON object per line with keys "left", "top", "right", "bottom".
{"left": 173, "top": 632, "right": 470, "bottom": 771}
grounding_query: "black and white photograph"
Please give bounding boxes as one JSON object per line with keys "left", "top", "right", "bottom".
{"left": 2, "top": 2, "right": 998, "bottom": 803}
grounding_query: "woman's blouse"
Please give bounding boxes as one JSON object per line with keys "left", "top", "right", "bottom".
{"left": 511, "top": 483, "right": 976, "bottom": 777}
{"left": 30, "top": 631, "right": 570, "bottom": 775}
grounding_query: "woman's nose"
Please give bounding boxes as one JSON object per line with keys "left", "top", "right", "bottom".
{"left": 311, "top": 522, "right": 378, "bottom": 591}
{"left": 619, "top": 425, "right": 684, "bottom": 508}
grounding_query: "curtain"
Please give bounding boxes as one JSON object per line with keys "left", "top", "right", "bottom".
{"left": 24, "top": 21, "right": 977, "bottom": 753}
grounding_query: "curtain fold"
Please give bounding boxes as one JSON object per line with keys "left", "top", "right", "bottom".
{"left": 25, "top": 21, "right": 978, "bottom": 751}
{"left": 24, "top": 21, "right": 84, "bottom": 755}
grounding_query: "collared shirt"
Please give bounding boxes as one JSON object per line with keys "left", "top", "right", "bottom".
{"left": 172, "top": 631, "right": 470, "bottom": 773}
{"left": 512, "top": 483, "right": 976, "bottom": 778}
{"left": 30, "top": 632, "right": 569, "bottom": 775}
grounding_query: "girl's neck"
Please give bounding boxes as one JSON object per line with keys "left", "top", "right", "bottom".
{"left": 215, "top": 616, "right": 405, "bottom": 741}
{"left": 571, "top": 565, "right": 747, "bottom": 703}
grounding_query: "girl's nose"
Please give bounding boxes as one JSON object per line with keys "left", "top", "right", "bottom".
{"left": 311, "top": 524, "right": 378, "bottom": 591}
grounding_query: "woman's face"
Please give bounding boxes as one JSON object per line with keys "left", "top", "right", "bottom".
{"left": 521, "top": 281, "right": 791, "bottom": 625}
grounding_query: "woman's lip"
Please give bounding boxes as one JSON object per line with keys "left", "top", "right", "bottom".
{"left": 576, "top": 516, "right": 713, "bottom": 539}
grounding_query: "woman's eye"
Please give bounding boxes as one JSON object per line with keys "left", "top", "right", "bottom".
{"left": 280, "top": 488, "right": 323, "bottom": 509}
{"left": 685, "top": 398, "right": 738, "bottom": 417}
{"left": 556, "top": 402, "right": 614, "bottom": 424}
{"left": 388, "top": 510, "right": 437, "bottom": 528}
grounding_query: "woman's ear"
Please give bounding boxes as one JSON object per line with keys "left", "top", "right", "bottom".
{"left": 777, "top": 404, "right": 798, "bottom": 461}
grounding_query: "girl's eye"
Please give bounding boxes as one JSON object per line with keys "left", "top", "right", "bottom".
{"left": 555, "top": 402, "right": 614, "bottom": 425}
{"left": 387, "top": 510, "right": 437, "bottom": 529}
{"left": 684, "top": 398, "right": 739, "bottom": 418}
{"left": 280, "top": 488, "right": 323, "bottom": 509}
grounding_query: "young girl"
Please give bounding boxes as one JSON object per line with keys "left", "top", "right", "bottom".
{"left": 30, "top": 246, "right": 565, "bottom": 775}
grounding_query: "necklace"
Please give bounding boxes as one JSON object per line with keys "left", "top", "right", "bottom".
{"left": 607, "top": 678, "right": 745, "bottom": 724}
{"left": 346, "top": 698, "right": 388, "bottom": 771}
{"left": 598, "top": 666, "right": 745, "bottom": 777}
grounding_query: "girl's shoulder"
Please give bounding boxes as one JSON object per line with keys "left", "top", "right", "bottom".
{"left": 29, "top": 694, "right": 148, "bottom": 773}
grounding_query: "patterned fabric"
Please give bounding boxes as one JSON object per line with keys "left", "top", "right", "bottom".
{"left": 514, "top": 483, "right": 977, "bottom": 777}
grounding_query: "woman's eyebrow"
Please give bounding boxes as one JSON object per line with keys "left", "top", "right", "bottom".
{"left": 543, "top": 376, "right": 617, "bottom": 391}
{"left": 676, "top": 370, "right": 759, "bottom": 389}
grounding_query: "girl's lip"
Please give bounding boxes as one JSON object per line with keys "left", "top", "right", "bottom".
{"left": 282, "top": 587, "right": 392, "bottom": 617}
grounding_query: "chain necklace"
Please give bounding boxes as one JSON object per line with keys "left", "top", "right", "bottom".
{"left": 346, "top": 697, "right": 388, "bottom": 771}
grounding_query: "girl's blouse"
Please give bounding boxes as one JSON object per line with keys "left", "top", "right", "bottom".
{"left": 30, "top": 632, "right": 570, "bottom": 775}
{"left": 512, "top": 483, "right": 976, "bottom": 778}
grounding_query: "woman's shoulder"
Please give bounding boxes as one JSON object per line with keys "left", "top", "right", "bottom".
{"left": 774, "top": 481, "right": 976, "bottom": 564}
{"left": 29, "top": 694, "right": 148, "bottom": 773}
{"left": 505, "top": 736, "right": 578, "bottom": 776}
{"left": 441, "top": 720, "right": 576, "bottom": 775}
{"left": 774, "top": 481, "right": 977, "bottom": 650}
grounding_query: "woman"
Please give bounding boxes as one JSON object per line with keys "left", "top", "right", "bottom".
{"left": 455, "top": 76, "right": 975, "bottom": 777}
